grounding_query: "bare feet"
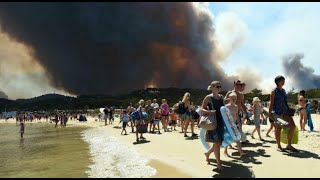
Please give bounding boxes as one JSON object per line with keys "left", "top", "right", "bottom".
{"left": 251, "top": 135, "right": 255, "bottom": 139}
{"left": 266, "top": 134, "right": 271, "bottom": 138}
{"left": 224, "top": 152, "right": 231, "bottom": 157}
{"left": 277, "top": 147, "right": 285, "bottom": 152}
{"left": 204, "top": 152, "right": 210, "bottom": 164}
{"left": 217, "top": 164, "right": 224, "bottom": 170}
{"left": 285, "top": 145, "right": 299, "bottom": 152}
{"left": 240, "top": 151, "right": 246, "bottom": 157}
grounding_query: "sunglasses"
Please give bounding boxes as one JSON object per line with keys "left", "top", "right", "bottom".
{"left": 299, "top": 100, "right": 303, "bottom": 101}
{"left": 215, "top": 86, "right": 222, "bottom": 88}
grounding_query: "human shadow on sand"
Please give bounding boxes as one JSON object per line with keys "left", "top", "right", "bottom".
{"left": 133, "top": 140, "right": 151, "bottom": 145}
{"left": 282, "top": 149, "right": 320, "bottom": 159}
{"left": 209, "top": 159, "right": 255, "bottom": 178}
{"left": 185, "top": 136, "right": 199, "bottom": 140}
{"left": 228, "top": 149, "right": 270, "bottom": 165}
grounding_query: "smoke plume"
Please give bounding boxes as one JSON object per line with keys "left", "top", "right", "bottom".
{"left": 0, "top": 2, "right": 253, "bottom": 96}
{"left": 283, "top": 53, "right": 320, "bottom": 90}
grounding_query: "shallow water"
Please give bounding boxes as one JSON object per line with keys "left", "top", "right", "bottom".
{"left": 0, "top": 123, "right": 91, "bottom": 178}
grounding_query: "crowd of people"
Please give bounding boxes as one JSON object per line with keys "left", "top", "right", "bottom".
{"left": 7, "top": 74, "right": 317, "bottom": 171}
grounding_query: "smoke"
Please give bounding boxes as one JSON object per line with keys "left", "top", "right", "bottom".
{"left": 0, "top": 90, "right": 8, "bottom": 99}
{"left": 283, "top": 53, "right": 320, "bottom": 90}
{"left": 0, "top": 2, "right": 254, "bottom": 96}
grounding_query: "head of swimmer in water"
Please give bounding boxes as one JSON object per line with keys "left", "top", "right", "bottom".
{"left": 207, "top": 81, "right": 222, "bottom": 94}
{"left": 275, "top": 75, "right": 285, "bottom": 88}
{"left": 228, "top": 92, "right": 237, "bottom": 104}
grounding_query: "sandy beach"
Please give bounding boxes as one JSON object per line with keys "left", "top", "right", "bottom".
{"left": 2, "top": 114, "right": 319, "bottom": 178}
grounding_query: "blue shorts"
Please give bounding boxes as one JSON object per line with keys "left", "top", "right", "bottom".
{"left": 122, "top": 122, "right": 128, "bottom": 129}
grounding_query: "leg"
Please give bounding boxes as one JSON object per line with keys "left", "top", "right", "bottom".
{"left": 236, "top": 141, "right": 246, "bottom": 156}
{"left": 275, "top": 124, "right": 283, "bottom": 151}
{"left": 299, "top": 115, "right": 303, "bottom": 131}
{"left": 251, "top": 128, "right": 256, "bottom": 138}
{"left": 283, "top": 115, "right": 297, "bottom": 151}
{"left": 224, "top": 147, "right": 230, "bottom": 157}
{"left": 257, "top": 127, "right": 263, "bottom": 140}
{"left": 184, "top": 120, "right": 190, "bottom": 137}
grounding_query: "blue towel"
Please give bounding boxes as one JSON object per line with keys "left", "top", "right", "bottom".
{"left": 306, "top": 104, "right": 314, "bottom": 131}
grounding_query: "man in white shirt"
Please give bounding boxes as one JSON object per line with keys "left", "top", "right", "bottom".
{"left": 151, "top": 99, "right": 159, "bottom": 109}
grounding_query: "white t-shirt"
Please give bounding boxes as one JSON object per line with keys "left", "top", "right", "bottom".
{"left": 121, "top": 114, "right": 129, "bottom": 122}
{"left": 151, "top": 103, "right": 159, "bottom": 109}
{"left": 245, "top": 103, "right": 251, "bottom": 110}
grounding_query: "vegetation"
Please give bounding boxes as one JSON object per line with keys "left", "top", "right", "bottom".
{"left": 0, "top": 88, "right": 319, "bottom": 112}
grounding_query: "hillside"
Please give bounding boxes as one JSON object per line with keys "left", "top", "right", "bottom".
{"left": 0, "top": 88, "right": 319, "bottom": 112}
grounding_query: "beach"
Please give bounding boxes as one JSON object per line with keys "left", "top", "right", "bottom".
{"left": 1, "top": 114, "right": 319, "bottom": 178}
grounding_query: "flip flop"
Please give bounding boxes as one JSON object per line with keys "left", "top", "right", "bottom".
{"left": 285, "top": 146, "right": 299, "bottom": 152}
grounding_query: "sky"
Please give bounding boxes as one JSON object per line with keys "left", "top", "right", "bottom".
{"left": 0, "top": 2, "right": 319, "bottom": 100}
{"left": 209, "top": 2, "right": 320, "bottom": 93}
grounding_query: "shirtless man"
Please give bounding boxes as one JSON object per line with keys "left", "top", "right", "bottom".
{"left": 224, "top": 80, "right": 249, "bottom": 143}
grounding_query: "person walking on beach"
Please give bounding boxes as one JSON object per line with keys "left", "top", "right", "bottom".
{"left": 153, "top": 107, "right": 162, "bottom": 134}
{"left": 161, "top": 99, "right": 170, "bottom": 132}
{"left": 108, "top": 108, "right": 114, "bottom": 124}
{"left": 298, "top": 94, "right": 307, "bottom": 131}
{"left": 224, "top": 92, "right": 246, "bottom": 157}
{"left": 181, "top": 93, "right": 197, "bottom": 138}
{"left": 20, "top": 120, "right": 25, "bottom": 138}
{"left": 269, "top": 75, "right": 298, "bottom": 152}
{"left": 169, "top": 108, "right": 177, "bottom": 131}
{"left": 266, "top": 101, "right": 276, "bottom": 137}
{"left": 135, "top": 100, "right": 147, "bottom": 142}
{"left": 304, "top": 99, "right": 314, "bottom": 131}
{"left": 104, "top": 107, "right": 109, "bottom": 125}
{"left": 120, "top": 110, "right": 129, "bottom": 135}
{"left": 151, "top": 99, "right": 159, "bottom": 109}
{"left": 54, "top": 114, "right": 59, "bottom": 128}
{"left": 202, "top": 81, "right": 224, "bottom": 170}
{"left": 225, "top": 80, "right": 249, "bottom": 143}
{"left": 251, "top": 97, "right": 264, "bottom": 141}
{"left": 145, "top": 100, "right": 155, "bottom": 133}
{"left": 127, "top": 103, "right": 135, "bottom": 133}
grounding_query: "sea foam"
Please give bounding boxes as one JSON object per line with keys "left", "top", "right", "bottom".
{"left": 81, "top": 127, "right": 156, "bottom": 178}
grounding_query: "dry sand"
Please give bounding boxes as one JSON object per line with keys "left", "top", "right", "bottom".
{"left": 2, "top": 114, "right": 319, "bottom": 178}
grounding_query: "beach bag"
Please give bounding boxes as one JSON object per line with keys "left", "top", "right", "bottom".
{"left": 280, "top": 90, "right": 295, "bottom": 117}
{"left": 136, "top": 124, "right": 148, "bottom": 133}
{"left": 281, "top": 127, "right": 298, "bottom": 144}
{"left": 199, "top": 96, "right": 216, "bottom": 131}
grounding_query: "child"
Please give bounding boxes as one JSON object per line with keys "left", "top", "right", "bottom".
{"left": 153, "top": 107, "right": 162, "bottom": 134}
{"left": 251, "top": 97, "right": 264, "bottom": 141}
{"left": 224, "top": 92, "right": 246, "bottom": 157}
{"left": 169, "top": 109, "right": 177, "bottom": 131}
{"left": 20, "top": 120, "right": 25, "bottom": 138}
{"left": 120, "top": 110, "right": 129, "bottom": 135}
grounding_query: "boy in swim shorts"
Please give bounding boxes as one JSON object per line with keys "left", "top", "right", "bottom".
{"left": 224, "top": 93, "right": 246, "bottom": 157}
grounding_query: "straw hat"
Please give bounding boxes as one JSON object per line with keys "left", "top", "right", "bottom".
{"left": 253, "top": 97, "right": 261, "bottom": 103}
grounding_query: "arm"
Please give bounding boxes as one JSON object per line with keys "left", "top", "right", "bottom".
{"left": 269, "top": 91, "right": 275, "bottom": 115}
{"left": 200, "top": 96, "right": 215, "bottom": 116}
{"left": 224, "top": 91, "right": 231, "bottom": 104}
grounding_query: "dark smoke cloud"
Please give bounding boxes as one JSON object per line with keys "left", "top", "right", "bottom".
{"left": 0, "top": 90, "right": 8, "bottom": 99}
{"left": 283, "top": 53, "right": 320, "bottom": 90}
{"left": 0, "top": 2, "right": 241, "bottom": 95}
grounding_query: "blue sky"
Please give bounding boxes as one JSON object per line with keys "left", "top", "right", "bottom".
{"left": 208, "top": 2, "right": 320, "bottom": 92}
